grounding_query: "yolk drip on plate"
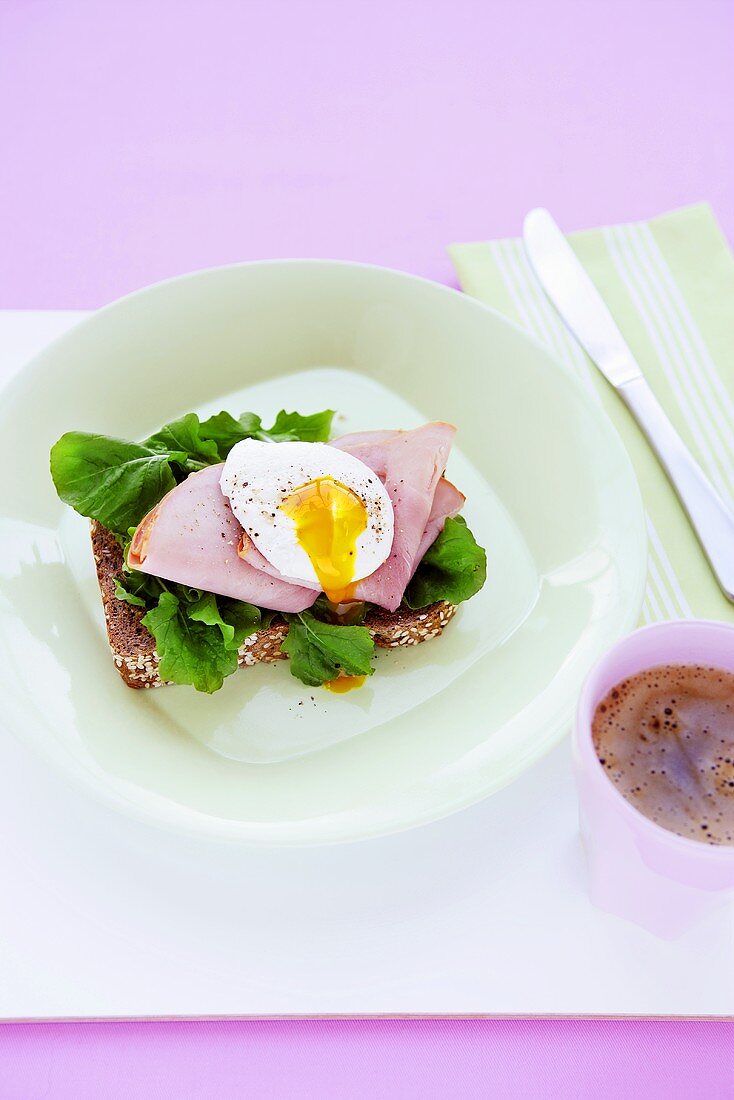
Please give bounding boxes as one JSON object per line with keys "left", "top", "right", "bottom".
{"left": 324, "top": 674, "right": 367, "bottom": 694}
{"left": 281, "top": 477, "right": 367, "bottom": 603}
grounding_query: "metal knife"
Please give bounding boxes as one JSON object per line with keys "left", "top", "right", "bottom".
{"left": 523, "top": 207, "right": 734, "bottom": 603}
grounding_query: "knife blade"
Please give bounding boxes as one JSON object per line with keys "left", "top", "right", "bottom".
{"left": 523, "top": 208, "right": 642, "bottom": 387}
{"left": 523, "top": 207, "right": 734, "bottom": 603}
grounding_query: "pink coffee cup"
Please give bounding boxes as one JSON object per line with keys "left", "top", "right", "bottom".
{"left": 574, "top": 619, "right": 734, "bottom": 938}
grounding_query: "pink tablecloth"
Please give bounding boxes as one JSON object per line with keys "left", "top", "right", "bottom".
{"left": 1, "top": 1021, "right": 732, "bottom": 1098}
{"left": 1, "top": 0, "right": 732, "bottom": 1094}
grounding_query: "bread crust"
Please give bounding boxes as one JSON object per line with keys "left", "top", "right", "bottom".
{"left": 90, "top": 522, "right": 457, "bottom": 689}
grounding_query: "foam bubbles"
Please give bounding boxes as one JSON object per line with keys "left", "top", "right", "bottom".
{"left": 591, "top": 664, "right": 734, "bottom": 846}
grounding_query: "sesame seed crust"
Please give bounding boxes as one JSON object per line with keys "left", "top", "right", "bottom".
{"left": 91, "top": 522, "right": 457, "bottom": 689}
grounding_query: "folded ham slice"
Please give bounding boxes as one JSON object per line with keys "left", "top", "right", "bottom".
{"left": 237, "top": 530, "right": 320, "bottom": 591}
{"left": 412, "top": 477, "right": 465, "bottom": 574}
{"left": 332, "top": 422, "right": 456, "bottom": 611}
{"left": 128, "top": 464, "right": 317, "bottom": 612}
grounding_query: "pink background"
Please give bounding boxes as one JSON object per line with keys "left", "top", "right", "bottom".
{"left": 1, "top": 0, "right": 733, "bottom": 1094}
{"left": 1, "top": 0, "right": 733, "bottom": 309}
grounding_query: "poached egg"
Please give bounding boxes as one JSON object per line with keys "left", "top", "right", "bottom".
{"left": 220, "top": 440, "right": 394, "bottom": 602}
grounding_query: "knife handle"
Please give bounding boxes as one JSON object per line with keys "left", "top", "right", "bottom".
{"left": 619, "top": 376, "right": 734, "bottom": 602}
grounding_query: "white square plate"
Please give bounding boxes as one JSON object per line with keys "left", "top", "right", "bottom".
{"left": 0, "top": 312, "right": 730, "bottom": 1020}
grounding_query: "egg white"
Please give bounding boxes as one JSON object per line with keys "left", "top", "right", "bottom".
{"left": 220, "top": 440, "right": 394, "bottom": 591}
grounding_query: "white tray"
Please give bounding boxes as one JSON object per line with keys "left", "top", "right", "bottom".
{"left": 0, "top": 311, "right": 731, "bottom": 1019}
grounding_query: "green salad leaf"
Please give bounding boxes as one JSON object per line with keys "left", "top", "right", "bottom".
{"left": 113, "top": 577, "right": 147, "bottom": 608}
{"left": 404, "top": 515, "right": 487, "bottom": 609}
{"left": 49, "top": 407, "right": 335, "bottom": 536}
{"left": 50, "top": 433, "right": 177, "bottom": 534}
{"left": 196, "top": 407, "right": 335, "bottom": 454}
{"left": 198, "top": 411, "right": 263, "bottom": 459}
{"left": 142, "top": 592, "right": 240, "bottom": 694}
{"left": 141, "top": 590, "right": 262, "bottom": 693}
{"left": 188, "top": 592, "right": 260, "bottom": 650}
{"left": 114, "top": 552, "right": 164, "bottom": 606}
{"left": 258, "top": 409, "right": 335, "bottom": 443}
{"left": 282, "top": 611, "right": 375, "bottom": 686}
{"left": 143, "top": 413, "right": 222, "bottom": 468}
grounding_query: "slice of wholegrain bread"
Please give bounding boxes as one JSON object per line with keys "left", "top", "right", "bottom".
{"left": 90, "top": 522, "right": 457, "bottom": 689}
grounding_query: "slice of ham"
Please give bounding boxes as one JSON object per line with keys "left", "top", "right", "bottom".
{"left": 412, "top": 477, "right": 465, "bottom": 574}
{"left": 237, "top": 531, "right": 321, "bottom": 591}
{"left": 128, "top": 464, "right": 317, "bottom": 612}
{"left": 332, "top": 422, "right": 456, "bottom": 611}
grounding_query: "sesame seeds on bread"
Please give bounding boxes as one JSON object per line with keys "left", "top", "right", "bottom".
{"left": 91, "top": 522, "right": 457, "bottom": 689}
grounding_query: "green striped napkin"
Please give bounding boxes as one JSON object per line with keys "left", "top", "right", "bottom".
{"left": 450, "top": 203, "right": 734, "bottom": 626}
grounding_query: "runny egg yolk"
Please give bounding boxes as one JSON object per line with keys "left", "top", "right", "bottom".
{"left": 281, "top": 477, "right": 367, "bottom": 603}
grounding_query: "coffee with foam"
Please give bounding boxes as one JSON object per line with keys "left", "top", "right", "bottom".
{"left": 592, "top": 664, "right": 734, "bottom": 846}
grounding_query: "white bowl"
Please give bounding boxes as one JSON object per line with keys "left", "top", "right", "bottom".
{"left": 0, "top": 261, "right": 646, "bottom": 843}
